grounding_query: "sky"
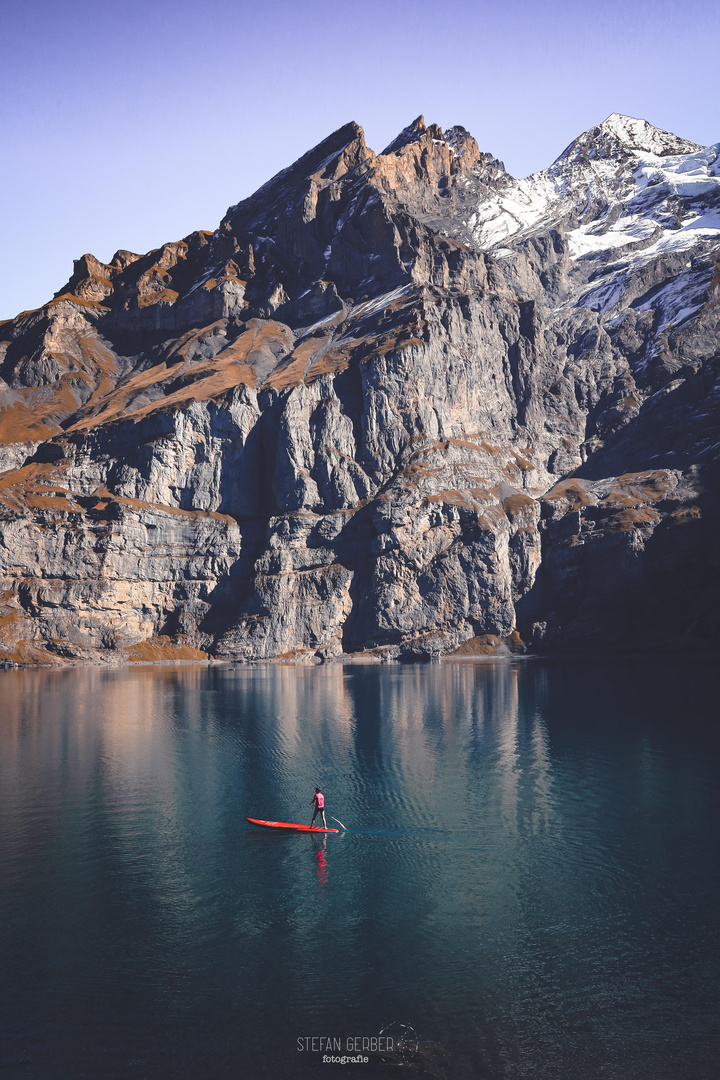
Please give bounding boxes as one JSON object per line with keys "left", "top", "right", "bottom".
{"left": 1, "top": 0, "right": 718, "bottom": 320}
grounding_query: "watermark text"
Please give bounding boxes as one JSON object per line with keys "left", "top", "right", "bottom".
{"left": 297, "top": 1036, "right": 394, "bottom": 1053}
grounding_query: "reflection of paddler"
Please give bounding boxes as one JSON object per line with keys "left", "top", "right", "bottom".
{"left": 314, "top": 834, "right": 328, "bottom": 886}
{"left": 310, "top": 786, "right": 327, "bottom": 828}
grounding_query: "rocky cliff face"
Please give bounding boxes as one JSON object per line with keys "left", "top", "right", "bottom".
{"left": 1, "top": 113, "right": 718, "bottom": 664}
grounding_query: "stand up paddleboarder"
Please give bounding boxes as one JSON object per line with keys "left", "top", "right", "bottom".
{"left": 310, "top": 786, "right": 327, "bottom": 829}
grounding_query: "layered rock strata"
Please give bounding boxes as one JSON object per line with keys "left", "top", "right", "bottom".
{"left": 1, "top": 114, "right": 718, "bottom": 663}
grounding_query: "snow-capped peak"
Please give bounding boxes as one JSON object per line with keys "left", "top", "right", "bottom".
{"left": 556, "top": 113, "right": 701, "bottom": 164}
{"left": 464, "top": 111, "right": 717, "bottom": 248}
{"left": 603, "top": 113, "right": 679, "bottom": 151}
{"left": 600, "top": 113, "right": 702, "bottom": 156}
{"left": 462, "top": 115, "right": 719, "bottom": 317}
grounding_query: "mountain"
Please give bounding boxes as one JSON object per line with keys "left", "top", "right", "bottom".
{"left": 0, "top": 113, "right": 718, "bottom": 664}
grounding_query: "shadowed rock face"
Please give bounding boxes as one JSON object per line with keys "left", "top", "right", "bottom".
{"left": 1, "top": 113, "right": 719, "bottom": 664}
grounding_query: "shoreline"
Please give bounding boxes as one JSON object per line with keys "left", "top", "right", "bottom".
{"left": 2, "top": 647, "right": 718, "bottom": 673}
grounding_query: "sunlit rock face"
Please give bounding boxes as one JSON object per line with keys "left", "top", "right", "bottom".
{"left": 1, "top": 113, "right": 719, "bottom": 664}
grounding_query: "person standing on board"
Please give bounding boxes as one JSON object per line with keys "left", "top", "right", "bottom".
{"left": 310, "top": 787, "right": 327, "bottom": 829}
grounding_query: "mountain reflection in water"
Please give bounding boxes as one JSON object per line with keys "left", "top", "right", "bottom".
{"left": 0, "top": 660, "right": 718, "bottom": 1080}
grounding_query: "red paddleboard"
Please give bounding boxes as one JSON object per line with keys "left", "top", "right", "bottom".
{"left": 246, "top": 817, "right": 339, "bottom": 833}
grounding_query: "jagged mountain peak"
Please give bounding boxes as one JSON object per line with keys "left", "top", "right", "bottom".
{"left": 382, "top": 115, "right": 426, "bottom": 155}
{"left": 36, "top": 111, "right": 501, "bottom": 341}
{"left": 224, "top": 119, "right": 370, "bottom": 227}
{"left": 379, "top": 116, "right": 490, "bottom": 167}
{"left": 556, "top": 112, "right": 702, "bottom": 165}
{"left": 443, "top": 125, "right": 483, "bottom": 160}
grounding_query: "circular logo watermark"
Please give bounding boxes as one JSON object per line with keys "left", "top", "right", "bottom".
{"left": 378, "top": 1022, "right": 420, "bottom": 1063}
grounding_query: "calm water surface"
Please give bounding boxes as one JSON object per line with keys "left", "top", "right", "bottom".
{"left": 0, "top": 660, "right": 718, "bottom": 1079}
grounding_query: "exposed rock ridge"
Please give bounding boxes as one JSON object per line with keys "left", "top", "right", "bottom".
{"left": 0, "top": 112, "right": 718, "bottom": 664}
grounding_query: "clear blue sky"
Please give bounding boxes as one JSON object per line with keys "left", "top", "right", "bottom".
{"left": 1, "top": 0, "right": 718, "bottom": 319}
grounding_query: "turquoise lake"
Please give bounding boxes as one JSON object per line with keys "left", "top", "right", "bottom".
{"left": 0, "top": 659, "right": 718, "bottom": 1079}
